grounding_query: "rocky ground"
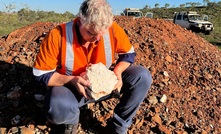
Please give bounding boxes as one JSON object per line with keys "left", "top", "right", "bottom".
{"left": 0, "top": 16, "right": 221, "bottom": 134}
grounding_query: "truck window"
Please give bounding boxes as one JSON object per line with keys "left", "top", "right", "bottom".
{"left": 128, "top": 12, "right": 142, "bottom": 17}
{"left": 177, "top": 15, "right": 182, "bottom": 20}
{"left": 127, "top": 12, "right": 132, "bottom": 16}
{"left": 183, "top": 15, "right": 188, "bottom": 21}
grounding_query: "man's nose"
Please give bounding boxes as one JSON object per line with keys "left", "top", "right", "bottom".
{"left": 93, "top": 34, "right": 101, "bottom": 41}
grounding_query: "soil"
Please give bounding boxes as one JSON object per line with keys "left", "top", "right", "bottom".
{"left": 0, "top": 16, "right": 220, "bottom": 134}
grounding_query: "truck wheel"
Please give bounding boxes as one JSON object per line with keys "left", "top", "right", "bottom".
{"left": 205, "top": 31, "right": 211, "bottom": 35}
{"left": 190, "top": 26, "right": 197, "bottom": 33}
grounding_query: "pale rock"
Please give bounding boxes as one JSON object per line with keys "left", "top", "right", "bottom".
{"left": 160, "top": 94, "right": 167, "bottom": 103}
{"left": 81, "top": 62, "right": 118, "bottom": 100}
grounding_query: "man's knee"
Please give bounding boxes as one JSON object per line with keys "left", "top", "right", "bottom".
{"left": 48, "top": 101, "right": 80, "bottom": 124}
{"left": 45, "top": 86, "right": 80, "bottom": 124}
{"left": 126, "top": 65, "right": 152, "bottom": 89}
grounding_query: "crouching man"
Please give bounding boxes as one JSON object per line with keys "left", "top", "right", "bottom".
{"left": 32, "top": 0, "right": 152, "bottom": 133}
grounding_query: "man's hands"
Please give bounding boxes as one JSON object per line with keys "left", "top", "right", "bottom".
{"left": 47, "top": 72, "right": 93, "bottom": 99}
{"left": 48, "top": 61, "right": 131, "bottom": 100}
{"left": 114, "top": 74, "right": 123, "bottom": 93}
{"left": 113, "top": 61, "right": 131, "bottom": 93}
{"left": 70, "top": 76, "right": 93, "bottom": 100}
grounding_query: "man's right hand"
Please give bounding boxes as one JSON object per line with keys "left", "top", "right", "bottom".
{"left": 48, "top": 72, "right": 92, "bottom": 99}
{"left": 70, "top": 76, "right": 92, "bottom": 99}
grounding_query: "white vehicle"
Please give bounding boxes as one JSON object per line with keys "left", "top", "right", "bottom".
{"left": 145, "top": 12, "right": 153, "bottom": 18}
{"left": 173, "top": 11, "right": 214, "bottom": 35}
{"left": 122, "top": 8, "right": 143, "bottom": 18}
{"left": 120, "top": 8, "right": 153, "bottom": 19}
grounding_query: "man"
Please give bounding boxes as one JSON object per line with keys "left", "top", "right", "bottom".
{"left": 33, "top": 0, "right": 152, "bottom": 133}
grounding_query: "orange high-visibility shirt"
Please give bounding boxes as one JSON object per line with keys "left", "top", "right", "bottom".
{"left": 33, "top": 18, "right": 134, "bottom": 76}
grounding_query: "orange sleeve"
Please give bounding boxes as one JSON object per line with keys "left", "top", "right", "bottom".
{"left": 111, "top": 21, "right": 133, "bottom": 53}
{"left": 33, "top": 26, "right": 61, "bottom": 71}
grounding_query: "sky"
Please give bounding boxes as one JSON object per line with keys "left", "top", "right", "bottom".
{"left": 0, "top": 0, "right": 218, "bottom": 15}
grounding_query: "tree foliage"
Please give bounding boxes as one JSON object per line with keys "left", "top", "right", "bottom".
{"left": 0, "top": 3, "right": 75, "bottom": 36}
{"left": 0, "top": 2, "right": 221, "bottom": 45}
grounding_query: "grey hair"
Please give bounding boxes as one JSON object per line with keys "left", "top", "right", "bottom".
{"left": 77, "top": 0, "right": 114, "bottom": 32}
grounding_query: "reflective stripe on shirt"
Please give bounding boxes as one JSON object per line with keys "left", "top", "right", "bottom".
{"left": 64, "top": 22, "right": 113, "bottom": 75}
{"left": 103, "top": 33, "right": 112, "bottom": 68}
{"left": 119, "top": 46, "right": 134, "bottom": 55}
{"left": 33, "top": 67, "right": 56, "bottom": 76}
{"left": 65, "top": 21, "right": 74, "bottom": 75}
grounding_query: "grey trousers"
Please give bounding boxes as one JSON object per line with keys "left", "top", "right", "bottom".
{"left": 44, "top": 65, "right": 152, "bottom": 134}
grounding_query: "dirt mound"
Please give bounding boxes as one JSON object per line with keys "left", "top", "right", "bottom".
{"left": 0, "top": 16, "right": 220, "bottom": 133}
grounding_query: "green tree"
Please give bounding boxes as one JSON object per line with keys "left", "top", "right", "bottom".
{"left": 186, "top": 2, "right": 191, "bottom": 7}
{"left": 203, "top": 0, "right": 210, "bottom": 6}
{"left": 180, "top": 4, "right": 186, "bottom": 8}
{"left": 155, "top": 3, "right": 159, "bottom": 8}
{"left": 0, "top": 2, "right": 16, "bottom": 13}
{"left": 190, "top": 2, "right": 197, "bottom": 7}
{"left": 207, "top": 2, "right": 217, "bottom": 8}
{"left": 196, "top": 2, "right": 202, "bottom": 6}
{"left": 18, "top": 8, "right": 30, "bottom": 21}
{"left": 143, "top": 5, "right": 150, "bottom": 10}
{"left": 165, "top": 3, "right": 170, "bottom": 8}
{"left": 36, "top": 10, "right": 47, "bottom": 20}
{"left": 63, "top": 11, "right": 74, "bottom": 19}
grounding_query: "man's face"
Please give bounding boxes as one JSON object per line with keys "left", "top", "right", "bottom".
{"left": 79, "top": 24, "right": 104, "bottom": 43}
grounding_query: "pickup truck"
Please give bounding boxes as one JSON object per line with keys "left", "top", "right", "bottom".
{"left": 173, "top": 11, "right": 214, "bottom": 35}
{"left": 123, "top": 8, "right": 143, "bottom": 18}
{"left": 119, "top": 8, "right": 153, "bottom": 18}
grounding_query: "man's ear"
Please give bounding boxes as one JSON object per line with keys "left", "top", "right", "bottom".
{"left": 77, "top": 19, "right": 81, "bottom": 26}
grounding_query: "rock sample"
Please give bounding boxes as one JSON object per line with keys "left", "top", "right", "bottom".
{"left": 82, "top": 62, "right": 118, "bottom": 100}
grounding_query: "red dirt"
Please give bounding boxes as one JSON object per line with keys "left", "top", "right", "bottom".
{"left": 0, "top": 16, "right": 220, "bottom": 134}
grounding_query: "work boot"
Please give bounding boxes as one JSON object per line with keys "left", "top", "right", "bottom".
{"left": 49, "top": 124, "right": 65, "bottom": 134}
{"left": 96, "top": 120, "right": 127, "bottom": 134}
{"left": 64, "top": 124, "right": 78, "bottom": 134}
{"left": 47, "top": 120, "right": 78, "bottom": 134}
{"left": 94, "top": 123, "right": 116, "bottom": 134}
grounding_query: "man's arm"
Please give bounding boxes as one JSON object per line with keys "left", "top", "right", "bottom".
{"left": 113, "top": 61, "right": 131, "bottom": 92}
{"left": 35, "top": 71, "right": 91, "bottom": 99}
